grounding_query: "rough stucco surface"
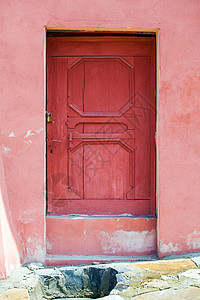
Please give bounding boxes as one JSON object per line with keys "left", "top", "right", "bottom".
{"left": 0, "top": 0, "right": 200, "bottom": 275}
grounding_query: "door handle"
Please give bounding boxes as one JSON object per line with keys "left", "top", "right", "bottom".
{"left": 69, "top": 132, "right": 72, "bottom": 142}
{"left": 49, "top": 139, "right": 62, "bottom": 147}
{"left": 67, "top": 132, "right": 73, "bottom": 150}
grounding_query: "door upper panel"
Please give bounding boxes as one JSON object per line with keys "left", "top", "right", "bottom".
{"left": 68, "top": 57, "right": 134, "bottom": 116}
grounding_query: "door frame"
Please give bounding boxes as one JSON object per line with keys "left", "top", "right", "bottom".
{"left": 44, "top": 26, "right": 159, "bottom": 220}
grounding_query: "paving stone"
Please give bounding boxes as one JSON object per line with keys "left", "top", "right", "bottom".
{"left": 108, "top": 264, "right": 132, "bottom": 273}
{"left": 49, "top": 265, "right": 118, "bottom": 299}
{"left": 130, "top": 287, "right": 200, "bottom": 299}
{"left": 141, "top": 278, "right": 171, "bottom": 289}
{"left": 54, "top": 297, "right": 124, "bottom": 300}
{"left": 0, "top": 267, "right": 43, "bottom": 300}
{"left": 116, "top": 274, "right": 131, "bottom": 283}
{"left": 26, "top": 263, "right": 43, "bottom": 271}
{"left": 1, "top": 258, "right": 200, "bottom": 299}
{"left": 100, "top": 296, "right": 124, "bottom": 300}
{"left": 35, "top": 268, "right": 62, "bottom": 277}
{"left": 126, "top": 265, "right": 155, "bottom": 277}
{"left": 178, "top": 268, "right": 200, "bottom": 281}
{"left": 191, "top": 256, "right": 200, "bottom": 267}
{"left": 60, "top": 267, "right": 84, "bottom": 288}
{"left": 161, "top": 274, "right": 177, "bottom": 280}
{"left": 0, "top": 289, "right": 29, "bottom": 299}
{"left": 132, "top": 258, "right": 196, "bottom": 274}
{"left": 112, "top": 282, "right": 128, "bottom": 292}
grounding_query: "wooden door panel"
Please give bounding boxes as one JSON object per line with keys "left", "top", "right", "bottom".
{"left": 135, "top": 109, "right": 151, "bottom": 199}
{"left": 47, "top": 36, "right": 155, "bottom": 216}
{"left": 68, "top": 121, "right": 135, "bottom": 140}
{"left": 83, "top": 58, "right": 133, "bottom": 114}
{"left": 83, "top": 142, "right": 134, "bottom": 200}
{"left": 68, "top": 57, "right": 134, "bottom": 117}
{"left": 47, "top": 57, "right": 68, "bottom": 211}
{"left": 68, "top": 117, "right": 135, "bottom": 131}
{"left": 48, "top": 36, "right": 153, "bottom": 57}
{"left": 75, "top": 122, "right": 128, "bottom": 134}
{"left": 49, "top": 199, "right": 151, "bottom": 216}
{"left": 134, "top": 57, "right": 155, "bottom": 206}
{"left": 67, "top": 139, "right": 134, "bottom": 200}
{"left": 67, "top": 145, "right": 83, "bottom": 199}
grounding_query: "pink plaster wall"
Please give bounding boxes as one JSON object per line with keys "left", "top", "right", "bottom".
{"left": 0, "top": 151, "right": 21, "bottom": 279}
{"left": 0, "top": 0, "right": 200, "bottom": 276}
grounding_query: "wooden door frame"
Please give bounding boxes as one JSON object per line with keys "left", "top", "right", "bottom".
{"left": 44, "top": 26, "right": 159, "bottom": 218}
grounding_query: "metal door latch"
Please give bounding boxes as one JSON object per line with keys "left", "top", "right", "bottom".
{"left": 47, "top": 112, "right": 52, "bottom": 123}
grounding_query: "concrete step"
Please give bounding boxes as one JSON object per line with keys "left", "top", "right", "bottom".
{"left": 46, "top": 215, "right": 157, "bottom": 259}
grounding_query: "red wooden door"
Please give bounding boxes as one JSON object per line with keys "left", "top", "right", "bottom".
{"left": 47, "top": 36, "right": 155, "bottom": 216}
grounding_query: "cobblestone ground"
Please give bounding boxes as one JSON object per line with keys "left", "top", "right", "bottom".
{"left": 0, "top": 255, "right": 200, "bottom": 299}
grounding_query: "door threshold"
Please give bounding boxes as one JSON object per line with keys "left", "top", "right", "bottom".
{"left": 45, "top": 254, "right": 158, "bottom": 266}
{"left": 46, "top": 215, "right": 156, "bottom": 219}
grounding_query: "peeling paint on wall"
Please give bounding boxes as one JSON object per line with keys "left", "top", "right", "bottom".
{"left": 24, "top": 140, "right": 32, "bottom": 145}
{"left": 46, "top": 239, "right": 52, "bottom": 251}
{"left": 1, "top": 145, "right": 11, "bottom": 153}
{"left": 19, "top": 209, "right": 36, "bottom": 224}
{"left": 99, "top": 229, "right": 156, "bottom": 254}
{"left": 4, "top": 252, "right": 21, "bottom": 276}
{"left": 25, "top": 236, "right": 45, "bottom": 263}
{"left": 160, "top": 242, "right": 181, "bottom": 254}
{"left": 186, "top": 230, "right": 200, "bottom": 250}
{"left": 24, "top": 128, "right": 43, "bottom": 139}
{"left": 8, "top": 132, "right": 15, "bottom": 138}
{"left": 23, "top": 128, "right": 43, "bottom": 147}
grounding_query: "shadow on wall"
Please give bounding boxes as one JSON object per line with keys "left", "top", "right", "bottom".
{"left": 0, "top": 149, "right": 22, "bottom": 279}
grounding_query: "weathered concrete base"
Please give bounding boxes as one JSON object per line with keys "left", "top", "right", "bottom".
{"left": 46, "top": 216, "right": 157, "bottom": 260}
